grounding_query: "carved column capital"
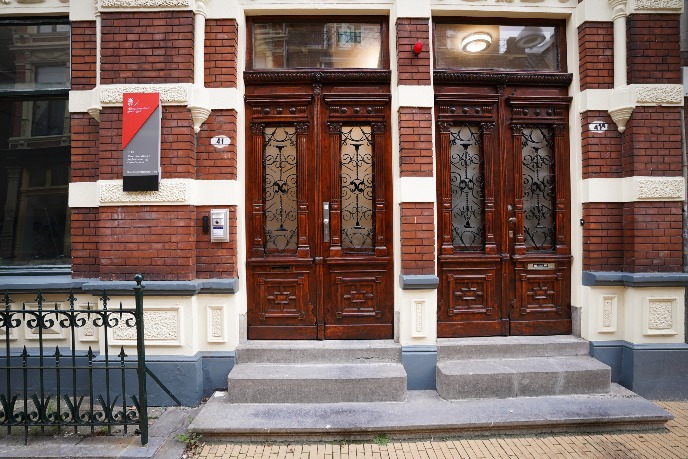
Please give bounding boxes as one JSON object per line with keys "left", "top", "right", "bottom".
{"left": 608, "top": 0, "right": 628, "bottom": 20}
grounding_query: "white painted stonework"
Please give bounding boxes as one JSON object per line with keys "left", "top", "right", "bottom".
{"left": 582, "top": 176, "right": 685, "bottom": 203}
{"left": 399, "top": 177, "right": 437, "bottom": 203}
{"left": 631, "top": 0, "right": 683, "bottom": 11}
{"left": 69, "top": 179, "right": 241, "bottom": 207}
{"left": 584, "top": 287, "right": 686, "bottom": 344}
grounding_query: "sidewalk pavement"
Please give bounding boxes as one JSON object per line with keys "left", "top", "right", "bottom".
{"left": 193, "top": 401, "right": 688, "bottom": 459}
{"left": 0, "top": 401, "right": 686, "bottom": 458}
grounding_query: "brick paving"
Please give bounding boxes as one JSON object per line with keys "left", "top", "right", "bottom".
{"left": 192, "top": 401, "right": 688, "bottom": 459}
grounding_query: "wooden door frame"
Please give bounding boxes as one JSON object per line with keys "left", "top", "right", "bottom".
{"left": 433, "top": 73, "right": 573, "bottom": 337}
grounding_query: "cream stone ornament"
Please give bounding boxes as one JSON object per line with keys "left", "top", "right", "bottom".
{"left": 99, "top": 180, "right": 189, "bottom": 204}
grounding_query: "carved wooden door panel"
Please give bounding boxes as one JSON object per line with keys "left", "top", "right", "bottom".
{"left": 245, "top": 85, "right": 393, "bottom": 340}
{"left": 436, "top": 85, "right": 572, "bottom": 337}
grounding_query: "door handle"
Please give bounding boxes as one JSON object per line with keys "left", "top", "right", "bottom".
{"left": 323, "top": 202, "right": 330, "bottom": 243}
{"left": 508, "top": 217, "right": 516, "bottom": 225}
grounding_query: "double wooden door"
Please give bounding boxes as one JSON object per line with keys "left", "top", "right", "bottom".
{"left": 245, "top": 82, "right": 393, "bottom": 340}
{"left": 436, "top": 83, "right": 572, "bottom": 337}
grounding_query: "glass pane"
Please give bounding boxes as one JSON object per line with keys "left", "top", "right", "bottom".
{"left": 263, "top": 126, "right": 298, "bottom": 253}
{"left": 0, "top": 95, "right": 70, "bottom": 265}
{"left": 253, "top": 21, "right": 382, "bottom": 69}
{"left": 0, "top": 22, "right": 71, "bottom": 90}
{"left": 522, "top": 127, "right": 555, "bottom": 251}
{"left": 435, "top": 23, "right": 559, "bottom": 71}
{"left": 450, "top": 125, "right": 484, "bottom": 250}
{"left": 340, "top": 125, "right": 374, "bottom": 250}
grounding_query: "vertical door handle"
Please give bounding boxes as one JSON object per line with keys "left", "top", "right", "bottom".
{"left": 323, "top": 202, "right": 330, "bottom": 242}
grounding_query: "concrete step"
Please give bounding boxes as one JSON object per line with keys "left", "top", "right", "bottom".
{"left": 227, "top": 362, "right": 407, "bottom": 403}
{"left": 235, "top": 340, "right": 401, "bottom": 364}
{"left": 437, "top": 335, "right": 590, "bottom": 361}
{"left": 189, "top": 385, "right": 671, "bottom": 441}
{"left": 436, "top": 355, "right": 611, "bottom": 400}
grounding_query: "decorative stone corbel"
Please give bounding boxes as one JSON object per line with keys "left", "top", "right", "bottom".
{"left": 189, "top": 105, "right": 211, "bottom": 134}
{"left": 88, "top": 88, "right": 102, "bottom": 123}
{"left": 608, "top": 106, "right": 633, "bottom": 133}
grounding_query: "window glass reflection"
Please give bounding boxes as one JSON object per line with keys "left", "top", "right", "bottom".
{"left": 253, "top": 21, "right": 383, "bottom": 69}
{"left": 0, "top": 20, "right": 70, "bottom": 265}
{"left": 435, "top": 23, "right": 559, "bottom": 71}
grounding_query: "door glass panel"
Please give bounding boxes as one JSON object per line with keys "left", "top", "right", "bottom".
{"left": 522, "top": 126, "right": 555, "bottom": 251}
{"left": 435, "top": 23, "right": 559, "bottom": 72}
{"left": 263, "top": 126, "right": 298, "bottom": 253}
{"left": 253, "top": 21, "right": 383, "bottom": 69}
{"left": 450, "top": 125, "right": 484, "bottom": 250}
{"left": 340, "top": 125, "right": 374, "bottom": 251}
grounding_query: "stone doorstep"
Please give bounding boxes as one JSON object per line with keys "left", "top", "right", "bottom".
{"left": 436, "top": 335, "right": 591, "bottom": 360}
{"left": 227, "top": 362, "right": 408, "bottom": 403}
{"left": 188, "top": 386, "right": 672, "bottom": 441}
{"left": 436, "top": 356, "right": 612, "bottom": 400}
{"left": 235, "top": 340, "right": 402, "bottom": 364}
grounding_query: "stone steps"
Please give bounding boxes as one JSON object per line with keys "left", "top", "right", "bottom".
{"left": 437, "top": 355, "right": 611, "bottom": 399}
{"left": 227, "top": 362, "right": 407, "bottom": 403}
{"left": 227, "top": 340, "right": 407, "bottom": 404}
{"left": 436, "top": 336, "right": 611, "bottom": 400}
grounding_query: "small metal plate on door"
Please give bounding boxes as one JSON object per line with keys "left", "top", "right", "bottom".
{"left": 527, "top": 262, "right": 555, "bottom": 270}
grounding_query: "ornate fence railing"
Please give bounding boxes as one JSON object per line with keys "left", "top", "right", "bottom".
{"left": 0, "top": 274, "right": 178, "bottom": 445}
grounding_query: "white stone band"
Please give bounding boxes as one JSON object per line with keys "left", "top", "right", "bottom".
{"left": 399, "top": 177, "right": 436, "bottom": 203}
{"left": 69, "top": 179, "right": 241, "bottom": 207}
{"left": 582, "top": 176, "right": 686, "bottom": 203}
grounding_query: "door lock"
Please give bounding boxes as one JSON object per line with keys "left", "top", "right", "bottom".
{"left": 323, "top": 202, "right": 330, "bottom": 243}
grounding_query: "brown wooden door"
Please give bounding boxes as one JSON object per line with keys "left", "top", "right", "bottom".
{"left": 245, "top": 82, "right": 393, "bottom": 340}
{"left": 436, "top": 84, "right": 572, "bottom": 337}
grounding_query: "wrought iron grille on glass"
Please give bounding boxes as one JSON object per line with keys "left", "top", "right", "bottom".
{"left": 450, "top": 124, "right": 485, "bottom": 250}
{"left": 263, "top": 126, "right": 298, "bottom": 253}
{"left": 0, "top": 276, "right": 178, "bottom": 445}
{"left": 340, "top": 126, "right": 375, "bottom": 251}
{"left": 522, "top": 126, "right": 556, "bottom": 251}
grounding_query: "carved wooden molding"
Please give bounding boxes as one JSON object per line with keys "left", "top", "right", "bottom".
{"left": 434, "top": 71, "right": 573, "bottom": 87}
{"left": 244, "top": 70, "right": 391, "bottom": 85}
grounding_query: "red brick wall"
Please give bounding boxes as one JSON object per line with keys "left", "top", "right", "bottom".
{"left": 400, "top": 203, "right": 435, "bottom": 275}
{"left": 71, "top": 208, "right": 100, "bottom": 278}
{"left": 582, "top": 203, "right": 624, "bottom": 272}
{"left": 97, "top": 206, "right": 196, "bottom": 281}
{"left": 205, "top": 19, "right": 237, "bottom": 88}
{"left": 100, "top": 12, "right": 194, "bottom": 85}
{"left": 195, "top": 206, "right": 237, "bottom": 278}
{"left": 622, "top": 107, "right": 683, "bottom": 177}
{"left": 627, "top": 14, "right": 681, "bottom": 84}
{"left": 98, "top": 107, "right": 195, "bottom": 180}
{"left": 71, "top": 114, "right": 100, "bottom": 182}
{"left": 196, "top": 110, "right": 237, "bottom": 180}
{"left": 397, "top": 18, "right": 430, "bottom": 85}
{"left": 578, "top": 22, "right": 614, "bottom": 91}
{"left": 71, "top": 21, "right": 97, "bottom": 90}
{"left": 581, "top": 111, "right": 622, "bottom": 179}
{"left": 399, "top": 107, "right": 433, "bottom": 177}
{"left": 623, "top": 201, "right": 683, "bottom": 273}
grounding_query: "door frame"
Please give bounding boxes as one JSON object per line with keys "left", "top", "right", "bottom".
{"left": 434, "top": 74, "right": 573, "bottom": 337}
{"left": 243, "top": 74, "right": 394, "bottom": 340}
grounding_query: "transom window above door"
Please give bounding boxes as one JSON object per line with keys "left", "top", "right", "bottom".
{"left": 434, "top": 20, "right": 565, "bottom": 72}
{"left": 250, "top": 18, "right": 387, "bottom": 70}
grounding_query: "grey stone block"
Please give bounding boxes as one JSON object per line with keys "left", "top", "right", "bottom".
{"left": 436, "top": 356, "right": 611, "bottom": 400}
{"left": 236, "top": 340, "right": 401, "bottom": 364}
{"left": 189, "top": 386, "right": 671, "bottom": 441}
{"left": 227, "top": 363, "right": 407, "bottom": 403}
{"left": 436, "top": 335, "right": 590, "bottom": 361}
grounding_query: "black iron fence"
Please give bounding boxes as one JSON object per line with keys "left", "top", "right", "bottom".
{"left": 0, "top": 274, "right": 178, "bottom": 445}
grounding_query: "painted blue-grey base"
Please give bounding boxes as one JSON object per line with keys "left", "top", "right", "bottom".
{"left": 582, "top": 271, "right": 688, "bottom": 287}
{"left": 399, "top": 275, "right": 439, "bottom": 290}
{"left": 401, "top": 346, "right": 437, "bottom": 390}
{"left": 590, "top": 341, "right": 688, "bottom": 400}
{"left": 1, "top": 351, "right": 235, "bottom": 408}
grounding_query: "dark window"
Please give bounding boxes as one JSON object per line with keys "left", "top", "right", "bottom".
{"left": 0, "top": 18, "right": 70, "bottom": 265}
